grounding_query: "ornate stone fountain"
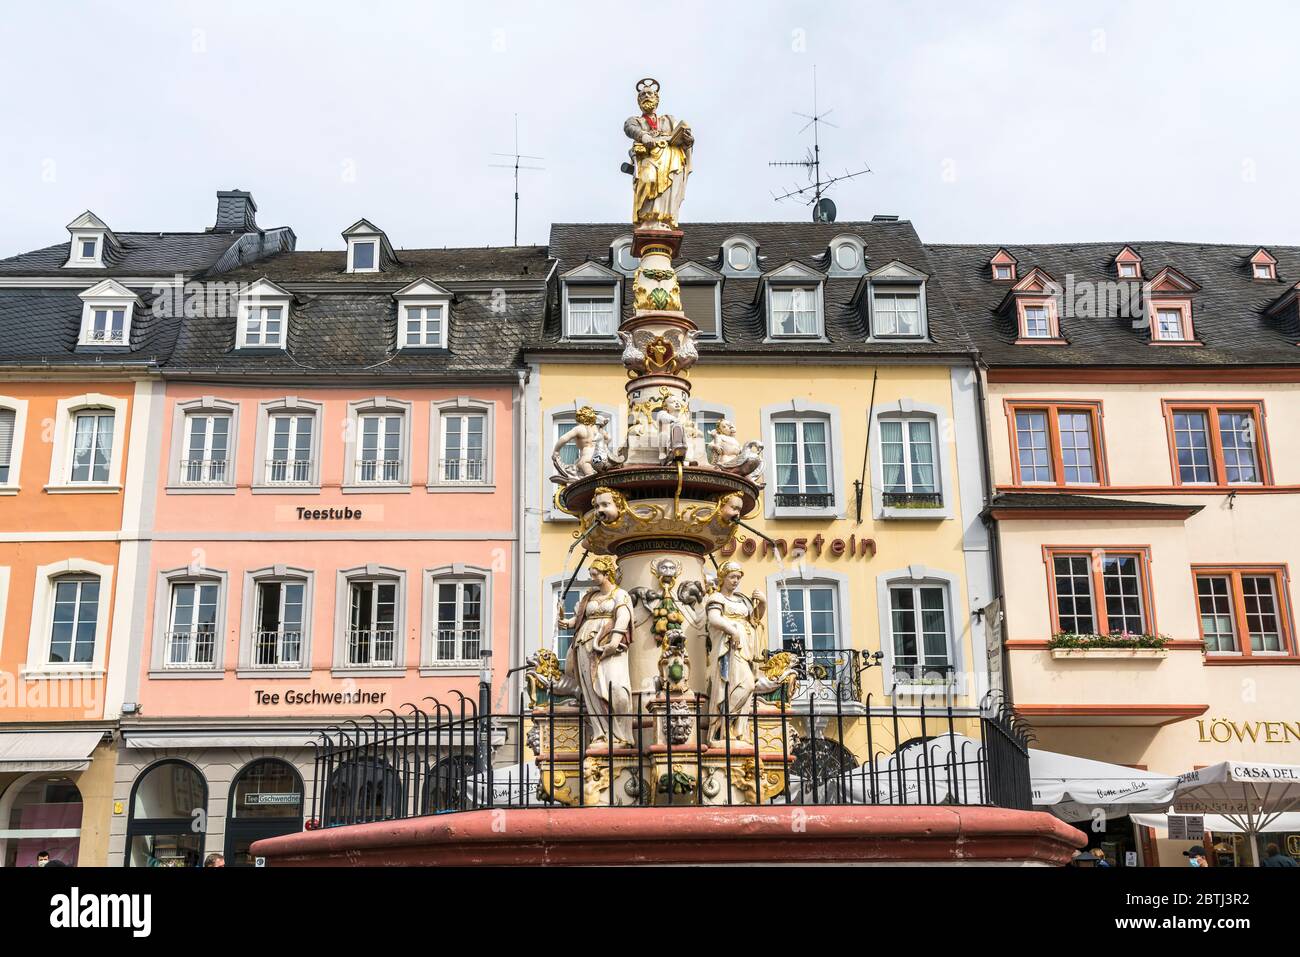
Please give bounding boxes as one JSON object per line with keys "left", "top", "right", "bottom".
{"left": 528, "top": 79, "right": 798, "bottom": 807}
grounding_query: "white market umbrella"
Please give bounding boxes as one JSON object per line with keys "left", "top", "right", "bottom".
{"left": 1172, "top": 761, "right": 1300, "bottom": 867}
{"left": 1131, "top": 811, "right": 1300, "bottom": 836}
{"left": 1030, "top": 749, "right": 1178, "bottom": 822}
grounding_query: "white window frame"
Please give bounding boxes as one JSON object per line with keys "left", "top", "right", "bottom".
{"left": 167, "top": 397, "right": 240, "bottom": 493}
{"left": 239, "top": 304, "right": 287, "bottom": 349}
{"left": 766, "top": 284, "right": 824, "bottom": 339}
{"left": 347, "top": 238, "right": 379, "bottom": 273}
{"left": 333, "top": 565, "right": 406, "bottom": 675}
{"left": 762, "top": 400, "right": 843, "bottom": 520}
{"left": 422, "top": 565, "right": 492, "bottom": 675}
{"left": 238, "top": 566, "right": 314, "bottom": 676}
{"left": 876, "top": 565, "right": 965, "bottom": 697}
{"left": 77, "top": 279, "right": 141, "bottom": 347}
{"left": 253, "top": 397, "right": 323, "bottom": 493}
{"left": 870, "top": 288, "right": 925, "bottom": 338}
{"left": 429, "top": 397, "right": 497, "bottom": 492}
{"left": 1154, "top": 306, "right": 1189, "bottom": 341}
{"left": 563, "top": 286, "right": 619, "bottom": 339}
{"left": 0, "top": 396, "right": 29, "bottom": 494}
{"left": 343, "top": 397, "right": 411, "bottom": 492}
{"left": 827, "top": 235, "right": 867, "bottom": 277}
{"left": 764, "top": 569, "right": 852, "bottom": 702}
{"left": 73, "top": 234, "right": 101, "bottom": 265}
{"left": 869, "top": 400, "right": 954, "bottom": 520}
{"left": 24, "top": 558, "right": 114, "bottom": 678}
{"left": 400, "top": 302, "right": 448, "bottom": 349}
{"left": 149, "top": 566, "right": 228, "bottom": 676}
{"left": 235, "top": 279, "right": 292, "bottom": 350}
{"left": 45, "top": 393, "right": 127, "bottom": 493}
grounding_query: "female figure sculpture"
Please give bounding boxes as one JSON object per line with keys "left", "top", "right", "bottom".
{"left": 555, "top": 555, "right": 635, "bottom": 747}
{"left": 703, "top": 561, "right": 768, "bottom": 744}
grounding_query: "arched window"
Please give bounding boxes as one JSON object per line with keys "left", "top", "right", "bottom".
{"left": 125, "top": 760, "right": 207, "bottom": 867}
{"left": 422, "top": 754, "right": 478, "bottom": 814}
{"left": 225, "top": 759, "right": 303, "bottom": 867}
{"left": 1, "top": 775, "right": 82, "bottom": 867}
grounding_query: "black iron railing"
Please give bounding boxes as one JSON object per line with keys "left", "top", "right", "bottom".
{"left": 773, "top": 492, "right": 833, "bottom": 509}
{"left": 305, "top": 687, "right": 1032, "bottom": 828}
{"left": 782, "top": 642, "right": 862, "bottom": 702}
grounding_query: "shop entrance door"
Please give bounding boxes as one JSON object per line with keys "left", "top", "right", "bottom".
{"left": 224, "top": 759, "right": 304, "bottom": 867}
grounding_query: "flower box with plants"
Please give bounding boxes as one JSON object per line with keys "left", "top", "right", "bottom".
{"left": 1048, "top": 632, "right": 1170, "bottom": 659}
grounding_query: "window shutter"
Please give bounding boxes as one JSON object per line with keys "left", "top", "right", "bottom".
{"left": 0, "top": 409, "right": 15, "bottom": 467}
{"left": 680, "top": 283, "right": 718, "bottom": 337}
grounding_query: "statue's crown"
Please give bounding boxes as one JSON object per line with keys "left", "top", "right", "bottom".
{"left": 636, "top": 77, "right": 660, "bottom": 97}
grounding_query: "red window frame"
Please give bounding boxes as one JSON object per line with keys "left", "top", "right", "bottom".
{"left": 1149, "top": 298, "right": 1196, "bottom": 344}
{"left": 1192, "top": 565, "right": 1295, "bottom": 659}
{"left": 1162, "top": 400, "right": 1272, "bottom": 487}
{"left": 1014, "top": 297, "right": 1063, "bottom": 343}
{"left": 1006, "top": 400, "right": 1107, "bottom": 487}
{"left": 1044, "top": 546, "right": 1157, "bottom": 637}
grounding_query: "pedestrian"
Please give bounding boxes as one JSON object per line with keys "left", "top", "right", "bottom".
{"left": 1090, "top": 847, "right": 1112, "bottom": 867}
{"left": 1183, "top": 845, "right": 1207, "bottom": 867}
{"left": 203, "top": 853, "right": 225, "bottom": 868}
{"left": 1261, "top": 843, "right": 1297, "bottom": 867}
{"left": 34, "top": 850, "right": 49, "bottom": 868}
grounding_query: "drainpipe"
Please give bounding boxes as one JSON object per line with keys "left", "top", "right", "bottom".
{"left": 510, "top": 367, "right": 528, "bottom": 710}
{"left": 972, "top": 354, "right": 1013, "bottom": 705}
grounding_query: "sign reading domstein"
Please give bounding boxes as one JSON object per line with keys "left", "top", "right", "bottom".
{"left": 1197, "top": 718, "right": 1300, "bottom": 745}
{"left": 718, "top": 533, "right": 876, "bottom": 560}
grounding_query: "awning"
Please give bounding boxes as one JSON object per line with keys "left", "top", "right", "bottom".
{"left": 1131, "top": 811, "right": 1300, "bottom": 836}
{"left": 122, "top": 733, "right": 320, "bottom": 750}
{"left": 1030, "top": 748, "right": 1177, "bottom": 821}
{"left": 0, "top": 730, "right": 104, "bottom": 772}
{"left": 1170, "top": 760, "right": 1300, "bottom": 866}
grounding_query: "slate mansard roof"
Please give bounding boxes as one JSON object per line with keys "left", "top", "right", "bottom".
{"left": 926, "top": 241, "right": 1300, "bottom": 368}
{"left": 540, "top": 221, "right": 978, "bottom": 359}
{"left": 165, "top": 245, "right": 552, "bottom": 377}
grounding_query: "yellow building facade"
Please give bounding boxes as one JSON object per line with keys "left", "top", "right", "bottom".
{"left": 524, "top": 222, "right": 1000, "bottom": 761}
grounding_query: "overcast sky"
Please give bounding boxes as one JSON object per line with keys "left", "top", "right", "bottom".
{"left": 3, "top": 0, "right": 1299, "bottom": 257}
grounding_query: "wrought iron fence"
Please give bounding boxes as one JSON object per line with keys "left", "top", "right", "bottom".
{"left": 773, "top": 491, "right": 833, "bottom": 509}
{"left": 882, "top": 491, "right": 943, "bottom": 508}
{"left": 306, "top": 685, "right": 1033, "bottom": 829}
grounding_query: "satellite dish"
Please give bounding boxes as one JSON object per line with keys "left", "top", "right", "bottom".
{"left": 814, "top": 197, "right": 837, "bottom": 223}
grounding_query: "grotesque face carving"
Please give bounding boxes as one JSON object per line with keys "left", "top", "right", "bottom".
{"left": 663, "top": 395, "right": 682, "bottom": 415}
{"left": 715, "top": 419, "right": 736, "bottom": 437}
{"left": 719, "top": 493, "right": 744, "bottom": 523}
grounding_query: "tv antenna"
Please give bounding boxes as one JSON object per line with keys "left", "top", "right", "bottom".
{"left": 768, "top": 67, "right": 871, "bottom": 223}
{"left": 490, "top": 114, "right": 545, "bottom": 246}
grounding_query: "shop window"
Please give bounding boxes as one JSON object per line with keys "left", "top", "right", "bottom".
{"left": 125, "top": 760, "right": 207, "bottom": 867}
{"left": 3, "top": 776, "right": 82, "bottom": 867}
{"left": 322, "top": 758, "right": 404, "bottom": 826}
{"left": 225, "top": 759, "right": 303, "bottom": 867}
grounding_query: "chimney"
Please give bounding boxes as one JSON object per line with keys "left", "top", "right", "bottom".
{"left": 213, "top": 190, "right": 259, "bottom": 233}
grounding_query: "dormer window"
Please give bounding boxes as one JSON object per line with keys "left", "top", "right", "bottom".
{"left": 62, "top": 211, "right": 117, "bottom": 269}
{"left": 392, "top": 279, "right": 452, "bottom": 350}
{"left": 674, "top": 261, "right": 723, "bottom": 339}
{"left": 236, "top": 278, "right": 293, "bottom": 350}
{"left": 990, "top": 249, "right": 1018, "bottom": 283}
{"left": 351, "top": 241, "right": 376, "bottom": 271}
{"left": 1143, "top": 267, "right": 1200, "bottom": 345}
{"left": 763, "top": 263, "right": 825, "bottom": 340}
{"left": 1152, "top": 302, "right": 1193, "bottom": 342}
{"left": 866, "top": 261, "right": 929, "bottom": 339}
{"left": 1250, "top": 249, "right": 1277, "bottom": 281}
{"left": 721, "top": 235, "right": 760, "bottom": 277}
{"left": 828, "top": 235, "right": 867, "bottom": 277}
{"left": 1115, "top": 246, "right": 1143, "bottom": 281}
{"left": 560, "top": 261, "right": 622, "bottom": 340}
{"left": 611, "top": 237, "right": 638, "bottom": 274}
{"left": 1001, "top": 268, "right": 1065, "bottom": 344}
{"left": 342, "top": 218, "right": 394, "bottom": 274}
{"left": 77, "top": 279, "right": 140, "bottom": 347}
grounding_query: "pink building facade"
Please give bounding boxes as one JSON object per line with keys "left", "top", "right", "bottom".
{"left": 108, "top": 214, "right": 547, "bottom": 865}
